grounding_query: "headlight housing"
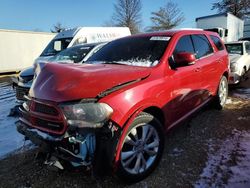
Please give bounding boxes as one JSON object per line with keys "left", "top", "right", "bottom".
{"left": 61, "top": 102, "right": 113, "bottom": 128}
{"left": 230, "top": 62, "right": 238, "bottom": 72}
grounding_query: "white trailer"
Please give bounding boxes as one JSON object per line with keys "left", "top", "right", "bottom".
{"left": 0, "top": 29, "right": 55, "bottom": 73}
{"left": 196, "top": 13, "right": 244, "bottom": 42}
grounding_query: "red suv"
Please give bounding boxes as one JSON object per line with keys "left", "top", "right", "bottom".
{"left": 17, "top": 30, "right": 229, "bottom": 182}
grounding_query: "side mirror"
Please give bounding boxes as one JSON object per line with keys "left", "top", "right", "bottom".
{"left": 174, "top": 52, "right": 196, "bottom": 67}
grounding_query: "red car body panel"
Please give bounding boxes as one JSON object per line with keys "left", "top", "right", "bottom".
{"left": 30, "top": 63, "right": 151, "bottom": 102}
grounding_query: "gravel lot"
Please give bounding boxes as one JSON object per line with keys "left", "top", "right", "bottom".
{"left": 0, "top": 72, "right": 250, "bottom": 188}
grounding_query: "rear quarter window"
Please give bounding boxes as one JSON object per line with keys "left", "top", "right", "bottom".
{"left": 191, "top": 35, "right": 213, "bottom": 59}
{"left": 210, "top": 35, "right": 224, "bottom": 51}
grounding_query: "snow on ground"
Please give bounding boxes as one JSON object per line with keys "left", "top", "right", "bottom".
{"left": 0, "top": 82, "right": 24, "bottom": 158}
{"left": 195, "top": 129, "right": 250, "bottom": 188}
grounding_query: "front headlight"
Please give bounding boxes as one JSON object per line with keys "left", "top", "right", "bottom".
{"left": 230, "top": 62, "right": 238, "bottom": 72}
{"left": 61, "top": 103, "right": 113, "bottom": 128}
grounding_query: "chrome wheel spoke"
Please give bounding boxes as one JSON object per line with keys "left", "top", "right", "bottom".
{"left": 123, "top": 153, "right": 136, "bottom": 167}
{"left": 125, "top": 135, "right": 136, "bottom": 146}
{"left": 121, "top": 151, "right": 135, "bottom": 161}
{"left": 145, "top": 127, "right": 154, "bottom": 142}
{"left": 145, "top": 148, "right": 157, "bottom": 156}
{"left": 134, "top": 153, "right": 142, "bottom": 173}
{"left": 146, "top": 139, "right": 159, "bottom": 149}
{"left": 142, "top": 125, "right": 149, "bottom": 140}
{"left": 141, "top": 153, "right": 147, "bottom": 170}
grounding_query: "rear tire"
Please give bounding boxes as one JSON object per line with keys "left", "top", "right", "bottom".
{"left": 214, "top": 76, "right": 228, "bottom": 110}
{"left": 116, "top": 112, "right": 164, "bottom": 183}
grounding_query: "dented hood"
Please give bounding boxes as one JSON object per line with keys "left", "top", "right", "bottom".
{"left": 29, "top": 63, "right": 151, "bottom": 102}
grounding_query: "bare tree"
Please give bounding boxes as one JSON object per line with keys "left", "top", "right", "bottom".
{"left": 51, "top": 22, "right": 66, "bottom": 33}
{"left": 212, "top": 0, "right": 250, "bottom": 19}
{"left": 110, "top": 0, "right": 142, "bottom": 34}
{"left": 148, "top": 1, "right": 185, "bottom": 32}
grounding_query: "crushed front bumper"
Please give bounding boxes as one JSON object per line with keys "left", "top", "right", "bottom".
{"left": 16, "top": 121, "right": 63, "bottom": 149}
{"left": 16, "top": 120, "right": 122, "bottom": 176}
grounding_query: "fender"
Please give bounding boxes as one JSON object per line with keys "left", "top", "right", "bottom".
{"left": 113, "top": 103, "right": 161, "bottom": 169}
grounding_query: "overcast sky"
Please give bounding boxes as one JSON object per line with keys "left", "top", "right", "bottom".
{"left": 0, "top": 0, "right": 217, "bottom": 32}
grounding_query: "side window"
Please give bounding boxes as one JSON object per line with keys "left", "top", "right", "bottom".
{"left": 191, "top": 35, "right": 213, "bottom": 59}
{"left": 210, "top": 35, "right": 224, "bottom": 51}
{"left": 245, "top": 42, "right": 250, "bottom": 54}
{"left": 173, "top": 35, "right": 195, "bottom": 55}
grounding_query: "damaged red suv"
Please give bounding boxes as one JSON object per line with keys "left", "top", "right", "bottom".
{"left": 17, "top": 30, "right": 229, "bottom": 182}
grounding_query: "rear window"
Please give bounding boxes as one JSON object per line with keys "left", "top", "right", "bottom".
{"left": 191, "top": 35, "right": 213, "bottom": 59}
{"left": 210, "top": 35, "right": 224, "bottom": 51}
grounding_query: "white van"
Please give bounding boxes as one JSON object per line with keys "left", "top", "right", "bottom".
{"left": 36, "top": 27, "right": 131, "bottom": 63}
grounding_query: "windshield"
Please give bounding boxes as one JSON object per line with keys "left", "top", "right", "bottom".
{"left": 40, "top": 37, "right": 73, "bottom": 57}
{"left": 225, "top": 44, "right": 243, "bottom": 55}
{"left": 48, "top": 45, "right": 95, "bottom": 63}
{"left": 87, "top": 36, "right": 170, "bottom": 67}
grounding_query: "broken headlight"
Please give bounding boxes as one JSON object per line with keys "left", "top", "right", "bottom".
{"left": 61, "top": 103, "right": 113, "bottom": 128}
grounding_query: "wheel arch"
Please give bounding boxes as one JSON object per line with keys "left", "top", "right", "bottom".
{"left": 114, "top": 105, "right": 165, "bottom": 165}
{"left": 143, "top": 106, "right": 165, "bottom": 127}
{"left": 223, "top": 71, "right": 229, "bottom": 80}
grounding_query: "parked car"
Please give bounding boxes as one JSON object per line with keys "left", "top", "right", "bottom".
{"left": 16, "top": 30, "right": 229, "bottom": 182}
{"left": 239, "top": 37, "right": 250, "bottom": 41}
{"left": 14, "top": 42, "right": 106, "bottom": 101}
{"left": 225, "top": 41, "right": 250, "bottom": 84}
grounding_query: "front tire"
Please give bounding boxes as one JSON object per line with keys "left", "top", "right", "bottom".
{"left": 117, "top": 112, "right": 164, "bottom": 183}
{"left": 214, "top": 76, "right": 228, "bottom": 110}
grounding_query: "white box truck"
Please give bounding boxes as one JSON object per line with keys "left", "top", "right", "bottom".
{"left": 243, "top": 19, "right": 250, "bottom": 38}
{"left": 35, "top": 27, "right": 131, "bottom": 63}
{"left": 196, "top": 13, "right": 244, "bottom": 42}
{"left": 0, "top": 29, "right": 55, "bottom": 73}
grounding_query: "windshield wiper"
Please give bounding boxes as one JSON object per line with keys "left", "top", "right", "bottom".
{"left": 102, "top": 61, "right": 128, "bottom": 65}
{"left": 42, "top": 52, "right": 56, "bottom": 56}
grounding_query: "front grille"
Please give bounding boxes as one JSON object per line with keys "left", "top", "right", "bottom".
{"left": 34, "top": 102, "right": 59, "bottom": 116}
{"left": 19, "top": 98, "right": 66, "bottom": 135}
{"left": 35, "top": 118, "right": 64, "bottom": 131}
{"left": 16, "top": 86, "right": 29, "bottom": 101}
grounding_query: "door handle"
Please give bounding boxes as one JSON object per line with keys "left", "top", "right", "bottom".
{"left": 194, "top": 67, "right": 201, "bottom": 72}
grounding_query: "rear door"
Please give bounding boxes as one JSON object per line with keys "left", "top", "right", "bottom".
{"left": 191, "top": 34, "right": 218, "bottom": 101}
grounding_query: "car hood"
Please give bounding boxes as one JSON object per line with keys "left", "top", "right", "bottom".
{"left": 229, "top": 54, "right": 242, "bottom": 63}
{"left": 29, "top": 63, "right": 151, "bottom": 102}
